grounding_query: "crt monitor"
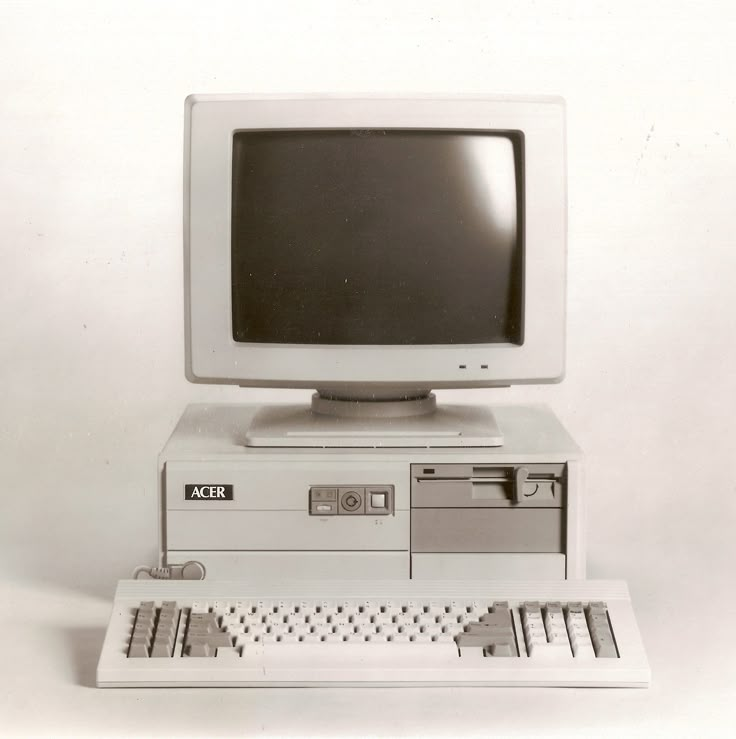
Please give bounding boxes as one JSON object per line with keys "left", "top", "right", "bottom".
{"left": 184, "top": 95, "right": 566, "bottom": 447}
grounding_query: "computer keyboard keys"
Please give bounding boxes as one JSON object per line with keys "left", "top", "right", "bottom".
{"left": 216, "top": 647, "right": 242, "bottom": 660}
{"left": 188, "top": 633, "right": 232, "bottom": 648}
{"left": 456, "top": 618, "right": 519, "bottom": 657}
{"left": 487, "top": 642, "right": 515, "bottom": 657}
{"left": 134, "top": 614, "right": 155, "bottom": 630}
{"left": 392, "top": 634, "right": 413, "bottom": 643}
{"left": 521, "top": 601, "right": 542, "bottom": 615}
{"left": 543, "top": 603, "right": 567, "bottom": 637}
{"left": 187, "top": 643, "right": 213, "bottom": 657}
{"left": 592, "top": 632, "right": 618, "bottom": 658}
{"left": 151, "top": 641, "right": 173, "bottom": 658}
{"left": 133, "top": 624, "right": 153, "bottom": 641}
{"left": 527, "top": 641, "right": 570, "bottom": 658}
{"left": 581, "top": 602, "right": 618, "bottom": 658}
{"left": 520, "top": 603, "right": 546, "bottom": 650}
{"left": 479, "top": 611, "right": 512, "bottom": 629}
{"left": 436, "top": 633, "right": 455, "bottom": 644}
{"left": 183, "top": 609, "right": 234, "bottom": 658}
{"left": 101, "top": 583, "right": 647, "bottom": 686}
{"left": 128, "top": 638, "right": 149, "bottom": 658}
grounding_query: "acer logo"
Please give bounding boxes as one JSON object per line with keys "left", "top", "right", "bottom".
{"left": 185, "top": 484, "right": 233, "bottom": 501}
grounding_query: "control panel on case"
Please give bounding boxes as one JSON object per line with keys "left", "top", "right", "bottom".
{"left": 309, "top": 486, "right": 395, "bottom": 516}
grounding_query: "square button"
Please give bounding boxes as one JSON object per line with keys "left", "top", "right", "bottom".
{"left": 371, "top": 492, "right": 387, "bottom": 509}
{"left": 366, "top": 486, "right": 392, "bottom": 515}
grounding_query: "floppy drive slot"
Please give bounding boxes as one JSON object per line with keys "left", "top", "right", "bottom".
{"left": 411, "top": 464, "right": 564, "bottom": 508}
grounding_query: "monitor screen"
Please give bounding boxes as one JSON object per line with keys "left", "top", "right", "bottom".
{"left": 231, "top": 129, "right": 523, "bottom": 346}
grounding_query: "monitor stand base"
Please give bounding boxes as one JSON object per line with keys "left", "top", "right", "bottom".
{"left": 245, "top": 393, "right": 504, "bottom": 448}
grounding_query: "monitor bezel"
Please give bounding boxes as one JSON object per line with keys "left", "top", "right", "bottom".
{"left": 184, "top": 94, "right": 566, "bottom": 393}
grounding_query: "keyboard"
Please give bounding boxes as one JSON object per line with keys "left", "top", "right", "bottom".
{"left": 97, "top": 579, "right": 650, "bottom": 687}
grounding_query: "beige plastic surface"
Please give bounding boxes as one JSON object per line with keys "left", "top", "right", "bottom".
{"left": 167, "top": 510, "right": 409, "bottom": 551}
{"left": 411, "top": 509, "right": 563, "bottom": 553}
{"left": 246, "top": 402, "right": 504, "bottom": 448}
{"left": 171, "top": 551, "right": 409, "bottom": 580}
{"left": 411, "top": 553, "right": 565, "bottom": 580}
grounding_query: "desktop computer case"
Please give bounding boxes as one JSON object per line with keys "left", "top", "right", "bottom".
{"left": 158, "top": 403, "right": 584, "bottom": 581}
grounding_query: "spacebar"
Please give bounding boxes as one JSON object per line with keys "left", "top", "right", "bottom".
{"left": 262, "top": 642, "right": 460, "bottom": 664}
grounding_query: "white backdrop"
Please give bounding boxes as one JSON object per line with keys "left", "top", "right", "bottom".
{"left": 1, "top": 1, "right": 735, "bottom": 735}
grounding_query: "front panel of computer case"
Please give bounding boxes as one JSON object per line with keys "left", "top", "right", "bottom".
{"left": 157, "top": 404, "right": 585, "bottom": 582}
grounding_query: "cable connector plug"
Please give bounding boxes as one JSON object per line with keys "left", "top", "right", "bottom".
{"left": 132, "top": 560, "right": 206, "bottom": 580}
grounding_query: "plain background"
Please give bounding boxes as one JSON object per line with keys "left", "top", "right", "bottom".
{"left": 1, "top": 0, "right": 735, "bottom": 736}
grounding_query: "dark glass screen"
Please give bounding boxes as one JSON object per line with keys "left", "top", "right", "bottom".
{"left": 231, "top": 129, "right": 523, "bottom": 345}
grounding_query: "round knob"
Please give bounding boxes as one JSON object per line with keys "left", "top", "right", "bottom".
{"left": 342, "top": 491, "right": 361, "bottom": 511}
